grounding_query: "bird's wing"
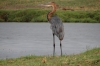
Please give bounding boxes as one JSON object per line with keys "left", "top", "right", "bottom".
{"left": 50, "top": 16, "right": 64, "bottom": 34}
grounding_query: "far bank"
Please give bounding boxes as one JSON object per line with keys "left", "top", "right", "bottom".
{"left": 0, "top": 9, "right": 100, "bottom": 23}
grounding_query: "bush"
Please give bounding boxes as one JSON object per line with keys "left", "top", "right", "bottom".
{"left": 0, "top": 10, "right": 9, "bottom": 22}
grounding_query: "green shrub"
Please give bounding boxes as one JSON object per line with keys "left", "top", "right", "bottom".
{"left": 0, "top": 18, "right": 4, "bottom": 22}
{"left": 0, "top": 10, "right": 9, "bottom": 22}
{"left": 0, "top": 9, "right": 100, "bottom": 23}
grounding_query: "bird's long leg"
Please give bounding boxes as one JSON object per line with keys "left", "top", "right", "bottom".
{"left": 60, "top": 40, "right": 62, "bottom": 56}
{"left": 53, "top": 33, "right": 55, "bottom": 56}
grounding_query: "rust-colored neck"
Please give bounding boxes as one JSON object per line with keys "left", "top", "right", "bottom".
{"left": 47, "top": 3, "right": 56, "bottom": 21}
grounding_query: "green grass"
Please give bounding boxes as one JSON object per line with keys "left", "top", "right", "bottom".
{"left": 0, "top": 47, "right": 100, "bottom": 66}
{"left": 0, "top": 9, "right": 100, "bottom": 23}
{"left": 0, "top": 0, "right": 100, "bottom": 11}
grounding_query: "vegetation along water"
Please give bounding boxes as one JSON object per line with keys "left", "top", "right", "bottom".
{"left": 0, "top": 0, "right": 100, "bottom": 22}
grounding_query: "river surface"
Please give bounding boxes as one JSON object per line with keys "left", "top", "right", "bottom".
{"left": 0, "top": 23, "right": 100, "bottom": 59}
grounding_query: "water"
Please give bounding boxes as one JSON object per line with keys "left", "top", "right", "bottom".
{"left": 0, "top": 23, "right": 100, "bottom": 59}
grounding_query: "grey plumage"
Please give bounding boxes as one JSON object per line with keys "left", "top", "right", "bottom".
{"left": 49, "top": 16, "right": 64, "bottom": 40}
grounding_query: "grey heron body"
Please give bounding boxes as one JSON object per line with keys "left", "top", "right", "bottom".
{"left": 49, "top": 16, "right": 64, "bottom": 56}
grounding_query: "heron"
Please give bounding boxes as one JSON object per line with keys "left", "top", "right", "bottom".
{"left": 41, "top": 2, "right": 64, "bottom": 56}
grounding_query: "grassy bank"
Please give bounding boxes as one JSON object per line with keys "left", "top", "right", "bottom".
{"left": 0, "top": 47, "right": 100, "bottom": 66}
{"left": 0, "top": 0, "right": 100, "bottom": 11}
{"left": 0, "top": 9, "right": 100, "bottom": 23}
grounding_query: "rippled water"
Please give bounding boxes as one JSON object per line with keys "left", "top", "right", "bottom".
{"left": 0, "top": 23, "right": 100, "bottom": 59}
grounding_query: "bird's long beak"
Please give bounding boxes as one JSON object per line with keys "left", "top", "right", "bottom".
{"left": 39, "top": 2, "right": 53, "bottom": 7}
{"left": 40, "top": 4, "right": 52, "bottom": 7}
{"left": 44, "top": 5, "right": 52, "bottom": 7}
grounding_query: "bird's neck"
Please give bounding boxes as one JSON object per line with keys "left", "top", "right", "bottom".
{"left": 47, "top": 5, "right": 56, "bottom": 21}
